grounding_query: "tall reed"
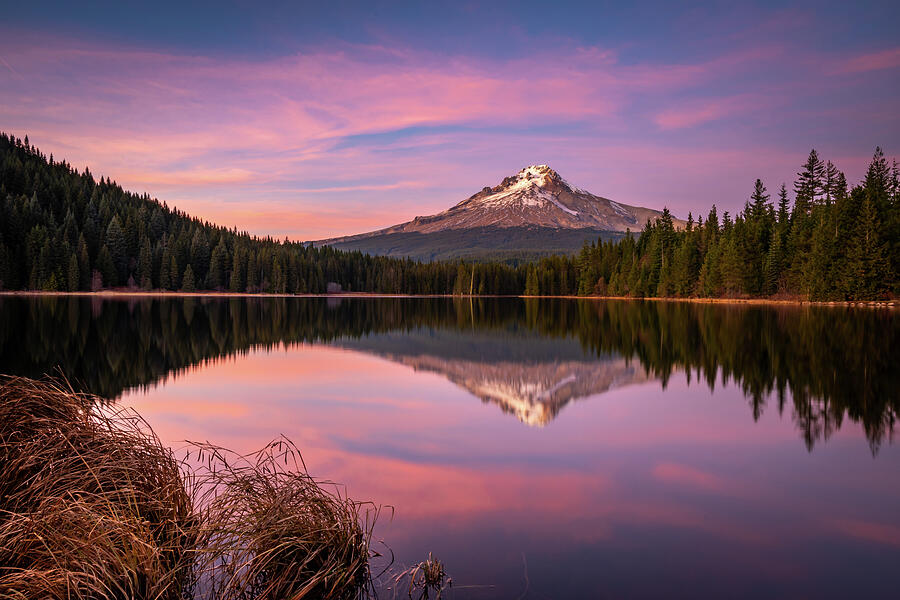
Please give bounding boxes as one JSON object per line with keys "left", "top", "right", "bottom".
{"left": 0, "top": 377, "right": 385, "bottom": 600}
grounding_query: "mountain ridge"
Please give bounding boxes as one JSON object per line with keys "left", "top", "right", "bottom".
{"left": 316, "top": 165, "right": 681, "bottom": 261}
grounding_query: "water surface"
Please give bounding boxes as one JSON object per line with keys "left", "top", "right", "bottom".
{"left": 2, "top": 296, "right": 898, "bottom": 598}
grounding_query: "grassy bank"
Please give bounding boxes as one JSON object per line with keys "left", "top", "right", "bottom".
{"left": 0, "top": 376, "right": 381, "bottom": 600}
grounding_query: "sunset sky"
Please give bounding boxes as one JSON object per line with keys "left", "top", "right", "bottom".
{"left": 2, "top": 0, "right": 898, "bottom": 239}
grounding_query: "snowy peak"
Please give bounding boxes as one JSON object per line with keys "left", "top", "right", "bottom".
{"left": 497, "top": 165, "right": 569, "bottom": 192}
{"left": 316, "top": 165, "right": 682, "bottom": 254}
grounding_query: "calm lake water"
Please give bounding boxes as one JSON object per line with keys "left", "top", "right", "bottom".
{"left": 2, "top": 295, "right": 899, "bottom": 598}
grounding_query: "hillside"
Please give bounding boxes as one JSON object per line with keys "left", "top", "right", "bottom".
{"left": 0, "top": 132, "right": 481, "bottom": 294}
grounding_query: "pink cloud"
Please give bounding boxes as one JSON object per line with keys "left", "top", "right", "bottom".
{"left": 0, "top": 31, "right": 894, "bottom": 239}
{"left": 652, "top": 461, "right": 729, "bottom": 492}
{"left": 832, "top": 47, "right": 900, "bottom": 74}
{"left": 833, "top": 519, "right": 900, "bottom": 547}
{"left": 654, "top": 94, "right": 766, "bottom": 130}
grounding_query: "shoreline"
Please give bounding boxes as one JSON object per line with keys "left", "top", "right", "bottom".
{"left": 1, "top": 289, "right": 896, "bottom": 308}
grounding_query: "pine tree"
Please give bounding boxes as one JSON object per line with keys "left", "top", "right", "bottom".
{"left": 168, "top": 254, "right": 179, "bottom": 290}
{"left": 749, "top": 179, "right": 771, "bottom": 222}
{"left": 848, "top": 194, "right": 890, "bottom": 299}
{"left": 824, "top": 160, "right": 839, "bottom": 205}
{"left": 138, "top": 237, "right": 153, "bottom": 289}
{"left": 763, "top": 231, "right": 784, "bottom": 295}
{"left": 777, "top": 183, "right": 790, "bottom": 226}
{"left": 67, "top": 252, "right": 79, "bottom": 292}
{"left": 105, "top": 216, "right": 128, "bottom": 284}
{"left": 190, "top": 230, "right": 211, "bottom": 284}
{"left": 208, "top": 240, "right": 227, "bottom": 290}
{"left": 524, "top": 266, "right": 539, "bottom": 296}
{"left": 159, "top": 249, "right": 171, "bottom": 290}
{"left": 97, "top": 245, "right": 116, "bottom": 288}
{"left": 229, "top": 248, "right": 244, "bottom": 292}
{"left": 181, "top": 264, "right": 196, "bottom": 292}
{"left": 795, "top": 149, "right": 825, "bottom": 211}
{"left": 77, "top": 234, "right": 90, "bottom": 290}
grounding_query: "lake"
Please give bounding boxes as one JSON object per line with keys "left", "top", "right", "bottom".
{"left": 2, "top": 295, "right": 898, "bottom": 598}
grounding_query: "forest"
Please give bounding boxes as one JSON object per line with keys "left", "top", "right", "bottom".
{"left": 1, "top": 132, "right": 897, "bottom": 300}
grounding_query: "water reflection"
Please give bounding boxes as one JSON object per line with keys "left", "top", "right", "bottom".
{"left": 336, "top": 329, "right": 650, "bottom": 426}
{"left": 1, "top": 296, "right": 896, "bottom": 450}
{"left": 2, "top": 295, "right": 899, "bottom": 597}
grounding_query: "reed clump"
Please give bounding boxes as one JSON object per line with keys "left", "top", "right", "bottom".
{"left": 0, "top": 375, "right": 196, "bottom": 599}
{"left": 0, "top": 377, "right": 382, "bottom": 600}
{"left": 395, "top": 553, "right": 450, "bottom": 600}
{"left": 190, "top": 438, "right": 378, "bottom": 600}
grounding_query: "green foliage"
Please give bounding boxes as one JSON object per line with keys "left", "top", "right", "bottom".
{"left": 181, "top": 265, "right": 196, "bottom": 292}
{"left": 568, "top": 149, "right": 897, "bottom": 301}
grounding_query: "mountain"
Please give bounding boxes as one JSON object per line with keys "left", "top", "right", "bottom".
{"left": 316, "top": 165, "right": 679, "bottom": 261}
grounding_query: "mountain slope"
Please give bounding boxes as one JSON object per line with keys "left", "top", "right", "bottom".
{"left": 317, "top": 165, "right": 678, "bottom": 261}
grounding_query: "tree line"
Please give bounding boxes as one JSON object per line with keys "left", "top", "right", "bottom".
{"left": 570, "top": 148, "right": 899, "bottom": 300}
{"left": 1, "top": 132, "right": 897, "bottom": 300}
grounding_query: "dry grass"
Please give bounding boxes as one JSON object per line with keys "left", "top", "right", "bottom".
{"left": 0, "top": 376, "right": 387, "bottom": 600}
{"left": 188, "top": 438, "right": 380, "bottom": 600}
{"left": 394, "top": 553, "right": 450, "bottom": 600}
{"left": 0, "top": 375, "right": 196, "bottom": 600}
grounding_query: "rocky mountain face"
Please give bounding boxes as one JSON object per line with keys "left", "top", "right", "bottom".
{"left": 315, "top": 165, "right": 679, "bottom": 261}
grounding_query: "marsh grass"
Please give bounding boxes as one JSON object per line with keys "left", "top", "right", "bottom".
{"left": 0, "top": 375, "right": 196, "bottom": 599}
{"left": 393, "top": 553, "right": 450, "bottom": 600}
{"left": 188, "top": 438, "right": 381, "bottom": 600}
{"left": 0, "top": 376, "right": 388, "bottom": 600}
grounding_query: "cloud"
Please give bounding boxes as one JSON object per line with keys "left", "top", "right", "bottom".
{"left": 0, "top": 31, "right": 895, "bottom": 239}
{"left": 654, "top": 95, "right": 765, "bottom": 130}
{"left": 832, "top": 47, "right": 900, "bottom": 74}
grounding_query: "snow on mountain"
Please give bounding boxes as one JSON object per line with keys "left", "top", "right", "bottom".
{"left": 320, "top": 165, "right": 678, "bottom": 244}
{"left": 315, "top": 165, "right": 682, "bottom": 260}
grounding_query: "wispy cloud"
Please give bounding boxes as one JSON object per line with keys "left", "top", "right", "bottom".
{"left": 832, "top": 47, "right": 900, "bottom": 74}
{"left": 0, "top": 29, "right": 896, "bottom": 239}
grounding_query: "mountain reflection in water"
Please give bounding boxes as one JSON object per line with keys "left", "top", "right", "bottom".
{"left": 0, "top": 295, "right": 897, "bottom": 450}
{"left": 335, "top": 329, "right": 651, "bottom": 426}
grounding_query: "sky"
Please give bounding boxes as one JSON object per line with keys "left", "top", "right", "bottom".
{"left": 1, "top": 0, "right": 898, "bottom": 240}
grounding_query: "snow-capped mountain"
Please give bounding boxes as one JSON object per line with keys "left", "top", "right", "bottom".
{"left": 316, "top": 165, "right": 679, "bottom": 261}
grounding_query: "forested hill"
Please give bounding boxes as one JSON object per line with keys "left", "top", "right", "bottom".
{"left": 0, "top": 132, "right": 513, "bottom": 294}
{"left": 1, "top": 132, "right": 897, "bottom": 300}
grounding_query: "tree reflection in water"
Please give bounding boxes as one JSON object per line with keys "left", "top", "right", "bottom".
{"left": 1, "top": 296, "right": 896, "bottom": 452}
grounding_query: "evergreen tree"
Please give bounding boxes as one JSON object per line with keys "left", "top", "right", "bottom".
{"left": 138, "top": 237, "right": 153, "bottom": 289}
{"left": 181, "top": 264, "right": 196, "bottom": 292}
{"left": 67, "top": 252, "right": 79, "bottom": 292}
{"left": 848, "top": 193, "right": 890, "bottom": 299}
{"left": 97, "top": 245, "right": 116, "bottom": 288}
{"left": 777, "top": 183, "right": 790, "bottom": 226}
{"left": 105, "top": 216, "right": 128, "bottom": 283}
{"left": 524, "top": 266, "right": 539, "bottom": 296}
{"left": 794, "top": 149, "right": 825, "bottom": 211}
{"left": 229, "top": 248, "right": 245, "bottom": 292}
{"left": 159, "top": 249, "right": 171, "bottom": 290}
{"left": 208, "top": 239, "right": 227, "bottom": 290}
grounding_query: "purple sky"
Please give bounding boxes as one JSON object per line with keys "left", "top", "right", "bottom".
{"left": 1, "top": 1, "right": 898, "bottom": 239}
